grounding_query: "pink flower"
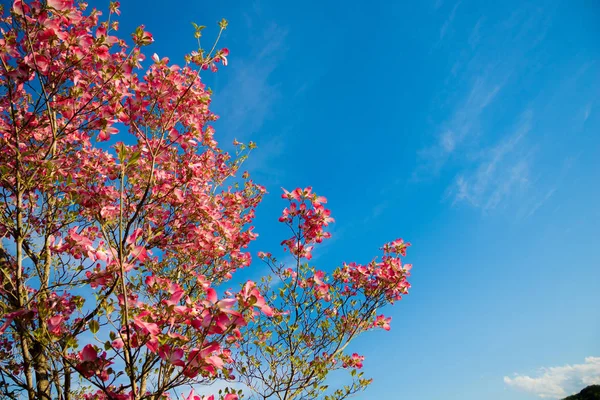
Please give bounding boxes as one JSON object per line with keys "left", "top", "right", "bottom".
{"left": 12, "top": 1, "right": 29, "bottom": 16}
{"left": 185, "top": 390, "right": 204, "bottom": 400}
{"left": 79, "top": 345, "right": 97, "bottom": 362}
{"left": 342, "top": 353, "right": 365, "bottom": 369}
{"left": 241, "top": 281, "right": 273, "bottom": 317}
{"left": 374, "top": 314, "right": 392, "bottom": 331}
{"left": 47, "top": 0, "right": 73, "bottom": 11}
{"left": 133, "top": 313, "right": 160, "bottom": 337}
{"left": 219, "top": 48, "right": 229, "bottom": 66}
{"left": 132, "top": 25, "right": 153, "bottom": 46}
{"left": 47, "top": 315, "right": 64, "bottom": 334}
{"left": 164, "top": 287, "right": 185, "bottom": 306}
{"left": 158, "top": 345, "right": 185, "bottom": 367}
{"left": 98, "top": 126, "right": 118, "bottom": 142}
{"left": 206, "top": 287, "right": 217, "bottom": 304}
{"left": 0, "top": 309, "right": 33, "bottom": 334}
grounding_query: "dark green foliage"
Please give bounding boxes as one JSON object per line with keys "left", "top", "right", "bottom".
{"left": 563, "top": 385, "right": 600, "bottom": 400}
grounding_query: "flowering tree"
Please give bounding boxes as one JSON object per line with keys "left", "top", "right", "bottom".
{"left": 0, "top": 2, "right": 413, "bottom": 400}
{"left": 233, "top": 188, "right": 412, "bottom": 400}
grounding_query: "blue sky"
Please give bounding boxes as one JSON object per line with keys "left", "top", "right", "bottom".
{"left": 99, "top": 0, "right": 599, "bottom": 398}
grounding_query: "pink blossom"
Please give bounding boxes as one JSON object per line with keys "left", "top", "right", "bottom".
{"left": 47, "top": 0, "right": 73, "bottom": 11}
{"left": 374, "top": 314, "right": 392, "bottom": 331}
{"left": 79, "top": 345, "right": 97, "bottom": 362}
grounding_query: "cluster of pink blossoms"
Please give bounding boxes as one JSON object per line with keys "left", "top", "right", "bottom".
{"left": 342, "top": 353, "right": 365, "bottom": 369}
{"left": 335, "top": 238, "right": 412, "bottom": 303}
{"left": 278, "top": 187, "right": 334, "bottom": 260}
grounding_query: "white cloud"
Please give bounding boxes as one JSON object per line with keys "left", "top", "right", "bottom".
{"left": 504, "top": 357, "right": 600, "bottom": 399}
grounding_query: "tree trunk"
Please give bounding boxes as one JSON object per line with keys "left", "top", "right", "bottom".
{"left": 32, "top": 342, "right": 51, "bottom": 400}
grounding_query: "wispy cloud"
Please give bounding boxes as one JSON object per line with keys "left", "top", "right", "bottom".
{"left": 209, "top": 11, "right": 288, "bottom": 180}
{"left": 215, "top": 22, "right": 287, "bottom": 141}
{"left": 521, "top": 153, "right": 576, "bottom": 218}
{"left": 582, "top": 103, "right": 592, "bottom": 123}
{"left": 526, "top": 187, "right": 556, "bottom": 217}
{"left": 450, "top": 111, "right": 532, "bottom": 210}
{"left": 468, "top": 17, "right": 484, "bottom": 48}
{"left": 417, "top": 3, "right": 570, "bottom": 213}
{"left": 504, "top": 357, "right": 600, "bottom": 398}
{"left": 416, "top": 74, "right": 504, "bottom": 177}
{"left": 439, "top": 1, "right": 462, "bottom": 39}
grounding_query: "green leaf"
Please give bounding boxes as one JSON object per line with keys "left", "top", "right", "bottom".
{"left": 89, "top": 320, "right": 99, "bottom": 334}
{"left": 128, "top": 150, "right": 141, "bottom": 166}
{"left": 116, "top": 142, "right": 126, "bottom": 163}
{"left": 65, "top": 337, "right": 78, "bottom": 349}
